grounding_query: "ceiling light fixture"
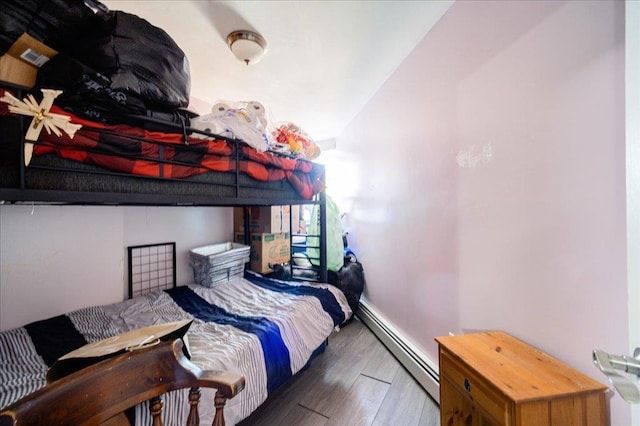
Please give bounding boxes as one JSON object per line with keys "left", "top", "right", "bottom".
{"left": 227, "top": 30, "right": 267, "bottom": 65}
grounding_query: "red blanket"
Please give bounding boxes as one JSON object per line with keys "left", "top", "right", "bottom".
{"left": 17, "top": 105, "right": 325, "bottom": 199}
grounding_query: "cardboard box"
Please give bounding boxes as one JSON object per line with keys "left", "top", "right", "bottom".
{"left": 234, "top": 232, "right": 290, "bottom": 274}
{"left": 233, "top": 206, "right": 301, "bottom": 234}
{"left": 0, "top": 33, "right": 58, "bottom": 87}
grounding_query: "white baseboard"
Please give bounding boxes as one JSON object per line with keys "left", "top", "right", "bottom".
{"left": 356, "top": 300, "right": 440, "bottom": 404}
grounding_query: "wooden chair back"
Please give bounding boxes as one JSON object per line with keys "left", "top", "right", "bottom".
{"left": 0, "top": 339, "right": 245, "bottom": 426}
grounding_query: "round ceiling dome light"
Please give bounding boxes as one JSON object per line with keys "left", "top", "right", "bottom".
{"left": 227, "top": 30, "right": 268, "bottom": 65}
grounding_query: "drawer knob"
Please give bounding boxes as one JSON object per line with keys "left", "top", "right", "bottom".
{"left": 464, "top": 377, "right": 471, "bottom": 392}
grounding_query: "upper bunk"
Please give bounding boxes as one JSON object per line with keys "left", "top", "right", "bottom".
{"left": 0, "top": 82, "right": 329, "bottom": 282}
{"left": 0, "top": 84, "right": 326, "bottom": 208}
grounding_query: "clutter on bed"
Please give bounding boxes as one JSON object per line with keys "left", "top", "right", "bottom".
{"left": 0, "top": 0, "right": 327, "bottom": 206}
{"left": 190, "top": 101, "right": 323, "bottom": 161}
{"left": 190, "top": 100, "right": 270, "bottom": 152}
{"left": 0, "top": 90, "right": 325, "bottom": 199}
{"left": 1, "top": 0, "right": 322, "bottom": 161}
{"left": 35, "top": 53, "right": 198, "bottom": 132}
{"left": 271, "top": 122, "right": 321, "bottom": 160}
{"left": 1, "top": 0, "right": 190, "bottom": 109}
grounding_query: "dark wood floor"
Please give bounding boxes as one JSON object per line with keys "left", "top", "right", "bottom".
{"left": 237, "top": 317, "right": 440, "bottom": 426}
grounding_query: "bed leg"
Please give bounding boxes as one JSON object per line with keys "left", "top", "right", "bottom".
{"left": 212, "top": 390, "right": 228, "bottom": 426}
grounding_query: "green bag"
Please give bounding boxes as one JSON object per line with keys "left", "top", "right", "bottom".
{"left": 307, "top": 195, "right": 344, "bottom": 272}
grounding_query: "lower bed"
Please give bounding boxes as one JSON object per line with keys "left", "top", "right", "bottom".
{"left": 0, "top": 271, "right": 352, "bottom": 425}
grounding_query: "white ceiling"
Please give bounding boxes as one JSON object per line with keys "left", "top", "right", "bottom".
{"left": 102, "top": 1, "right": 453, "bottom": 145}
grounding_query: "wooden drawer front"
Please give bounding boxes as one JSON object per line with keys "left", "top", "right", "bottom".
{"left": 441, "top": 350, "right": 511, "bottom": 426}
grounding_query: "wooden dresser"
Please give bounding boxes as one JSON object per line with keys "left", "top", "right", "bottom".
{"left": 435, "top": 331, "right": 609, "bottom": 426}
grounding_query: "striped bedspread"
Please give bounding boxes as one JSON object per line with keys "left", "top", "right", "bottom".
{"left": 0, "top": 271, "right": 352, "bottom": 425}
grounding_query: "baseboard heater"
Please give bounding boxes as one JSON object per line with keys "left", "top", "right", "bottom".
{"left": 356, "top": 300, "right": 441, "bottom": 404}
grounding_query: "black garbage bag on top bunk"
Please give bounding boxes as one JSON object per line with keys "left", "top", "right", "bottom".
{"left": 75, "top": 10, "right": 191, "bottom": 110}
{"left": 35, "top": 55, "right": 146, "bottom": 119}
{"left": 1, "top": 1, "right": 191, "bottom": 110}
{"left": 0, "top": 0, "right": 107, "bottom": 56}
{"left": 35, "top": 54, "right": 196, "bottom": 132}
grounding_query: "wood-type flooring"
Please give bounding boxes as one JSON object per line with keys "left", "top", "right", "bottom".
{"left": 237, "top": 317, "right": 440, "bottom": 426}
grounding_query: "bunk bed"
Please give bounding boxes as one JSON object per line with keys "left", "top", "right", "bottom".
{"left": 0, "top": 81, "right": 336, "bottom": 424}
{"left": 0, "top": 4, "right": 340, "bottom": 422}
{"left": 0, "top": 82, "right": 328, "bottom": 282}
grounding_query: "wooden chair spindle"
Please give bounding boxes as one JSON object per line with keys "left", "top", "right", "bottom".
{"left": 212, "top": 391, "right": 228, "bottom": 426}
{"left": 150, "top": 395, "right": 164, "bottom": 426}
{"left": 186, "top": 386, "right": 201, "bottom": 426}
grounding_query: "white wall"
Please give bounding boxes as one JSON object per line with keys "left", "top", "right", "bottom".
{"left": 335, "top": 1, "right": 629, "bottom": 424}
{"left": 0, "top": 205, "right": 231, "bottom": 331}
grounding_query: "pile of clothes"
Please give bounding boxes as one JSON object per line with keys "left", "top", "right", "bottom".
{"left": 190, "top": 101, "right": 321, "bottom": 159}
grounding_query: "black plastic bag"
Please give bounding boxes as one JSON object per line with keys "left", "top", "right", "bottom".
{"left": 36, "top": 54, "right": 196, "bottom": 131}
{"left": 36, "top": 54, "right": 148, "bottom": 119}
{"left": 77, "top": 10, "right": 191, "bottom": 109}
{"left": 336, "top": 261, "right": 366, "bottom": 318}
{"left": 1, "top": 2, "right": 191, "bottom": 110}
{"left": 0, "top": 0, "right": 107, "bottom": 56}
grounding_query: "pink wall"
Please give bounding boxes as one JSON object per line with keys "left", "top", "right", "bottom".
{"left": 336, "top": 1, "right": 628, "bottom": 423}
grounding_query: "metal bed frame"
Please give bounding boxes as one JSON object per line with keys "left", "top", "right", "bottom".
{"left": 0, "top": 82, "right": 328, "bottom": 282}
